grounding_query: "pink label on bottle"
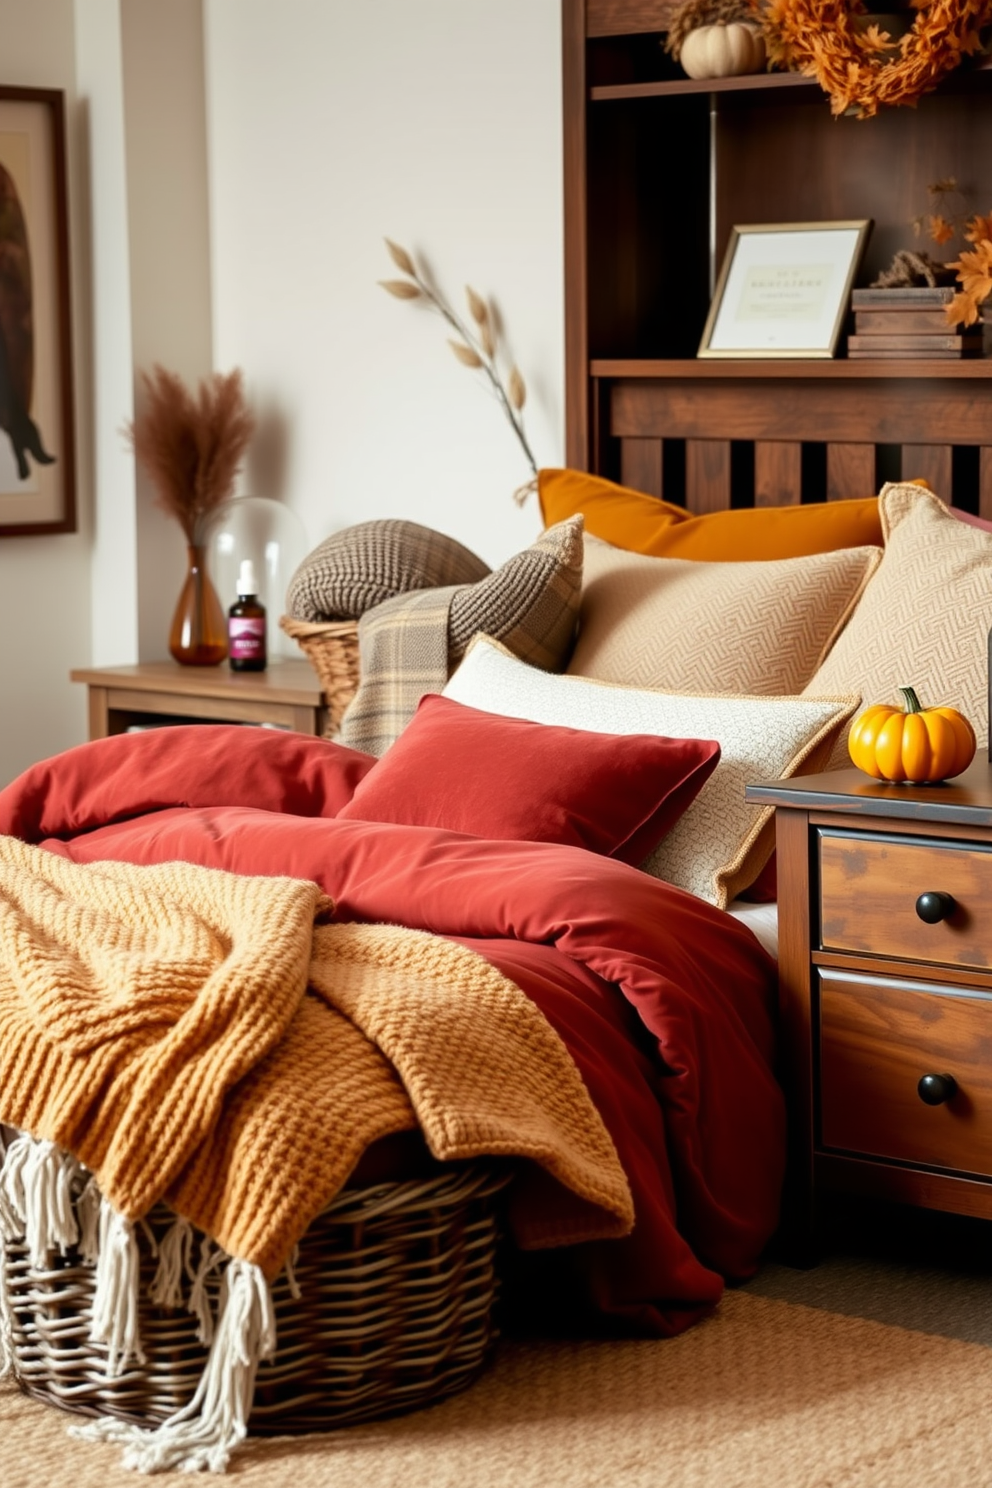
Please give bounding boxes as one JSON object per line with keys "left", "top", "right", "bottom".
{"left": 229, "top": 617, "right": 266, "bottom": 659}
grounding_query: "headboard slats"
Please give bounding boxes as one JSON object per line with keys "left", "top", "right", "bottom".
{"left": 981, "top": 449, "right": 992, "bottom": 521}
{"left": 607, "top": 379, "right": 992, "bottom": 512}
{"left": 902, "top": 444, "right": 952, "bottom": 496}
{"left": 685, "top": 440, "right": 731, "bottom": 513}
{"left": 754, "top": 442, "right": 802, "bottom": 507}
{"left": 826, "top": 443, "right": 875, "bottom": 502}
{"left": 620, "top": 437, "right": 663, "bottom": 499}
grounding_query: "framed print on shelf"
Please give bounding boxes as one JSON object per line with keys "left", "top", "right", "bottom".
{"left": 698, "top": 220, "right": 872, "bottom": 360}
{"left": 0, "top": 86, "right": 75, "bottom": 536}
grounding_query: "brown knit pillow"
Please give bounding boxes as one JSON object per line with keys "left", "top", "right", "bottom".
{"left": 448, "top": 516, "right": 584, "bottom": 670}
{"left": 285, "top": 519, "right": 491, "bottom": 621}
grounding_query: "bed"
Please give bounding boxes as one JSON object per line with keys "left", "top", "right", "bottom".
{"left": 2, "top": 471, "right": 987, "bottom": 1472}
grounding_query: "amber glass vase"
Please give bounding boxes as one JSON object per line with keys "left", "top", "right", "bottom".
{"left": 169, "top": 544, "right": 228, "bottom": 665}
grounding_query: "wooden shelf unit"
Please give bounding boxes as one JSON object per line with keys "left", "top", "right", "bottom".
{"left": 563, "top": 0, "right": 992, "bottom": 513}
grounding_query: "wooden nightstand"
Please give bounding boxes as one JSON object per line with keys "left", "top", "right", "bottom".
{"left": 746, "top": 760, "right": 992, "bottom": 1252}
{"left": 70, "top": 660, "right": 328, "bottom": 740}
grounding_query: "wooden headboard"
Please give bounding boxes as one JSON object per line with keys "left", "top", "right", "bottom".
{"left": 563, "top": 0, "right": 992, "bottom": 518}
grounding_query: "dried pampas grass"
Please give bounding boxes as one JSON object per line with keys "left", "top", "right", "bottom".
{"left": 129, "top": 366, "right": 256, "bottom": 545}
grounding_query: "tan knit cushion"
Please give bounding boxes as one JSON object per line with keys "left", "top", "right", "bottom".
{"left": 448, "top": 515, "right": 584, "bottom": 669}
{"left": 445, "top": 635, "right": 860, "bottom": 908}
{"left": 285, "top": 519, "right": 491, "bottom": 621}
{"left": 567, "top": 536, "right": 880, "bottom": 696}
{"left": 804, "top": 483, "right": 991, "bottom": 768}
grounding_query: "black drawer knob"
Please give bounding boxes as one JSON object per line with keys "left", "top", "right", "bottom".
{"left": 917, "top": 1073, "right": 957, "bottom": 1106}
{"left": 915, "top": 891, "right": 956, "bottom": 924}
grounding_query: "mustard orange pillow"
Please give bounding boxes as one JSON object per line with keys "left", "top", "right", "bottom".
{"left": 538, "top": 468, "right": 883, "bottom": 561}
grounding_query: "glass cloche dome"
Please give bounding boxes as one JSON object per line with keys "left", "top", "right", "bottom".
{"left": 209, "top": 497, "right": 310, "bottom": 660}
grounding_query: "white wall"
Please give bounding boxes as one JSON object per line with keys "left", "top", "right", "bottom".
{"left": 75, "top": 0, "right": 138, "bottom": 673}
{"left": 0, "top": 0, "right": 90, "bottom": 786}
{"left": 121, "top": 0, "right": 215, "bottom": 660}
{"left": 203, "top": 0, "right": 564, "bottom": 567}
{"left": 0, "top": 0, "right": 565, "bottom": 787}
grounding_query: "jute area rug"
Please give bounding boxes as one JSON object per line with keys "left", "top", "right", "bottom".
{"left": 4, "top": 1283, "right": 992, "bottom": 1488}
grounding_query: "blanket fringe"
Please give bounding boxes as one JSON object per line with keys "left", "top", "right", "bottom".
{"left": 0, "top": 1134, "right": 90, "bottom": 1379}
{"left": 76, "top": 1174, "right": 103, "bottom": 1263}
{"left": 70, "top": 1257, "right": 276, "bottom": 1474}
{"left": 0, "top": 1133, "right": 82, "bottom": 1264}
{"left": 148, "top": 1213, "right": 194, "bottom": 1311}
{"left": 90, "top": 1198, "right": 146, "bottom": 1375}
{"left": 0, "top": 1234, "right": 13, "bottom": 1379}
{"left": 187, "top": 1231, "right": 226, "bottom": 1347}
{"left": 1, "top": 1132, "right": 277, "bottom": 1471}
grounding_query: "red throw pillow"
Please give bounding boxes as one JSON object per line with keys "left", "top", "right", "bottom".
{"left": 0, "top": 724, "right": 377, "bottom": 844}
{"left": 338, "top": 693, "right": 720, "bottom": 864}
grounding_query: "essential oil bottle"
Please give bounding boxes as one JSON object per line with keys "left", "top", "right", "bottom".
{"left": 228, "top": 559, "right": 267, "bottom": 672}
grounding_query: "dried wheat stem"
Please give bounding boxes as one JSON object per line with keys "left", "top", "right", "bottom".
{"left": 382, "top": 243, "right": 538, "bottom": 476}
{"left": 416, "top": 273, "right": 537, "bottom": 474}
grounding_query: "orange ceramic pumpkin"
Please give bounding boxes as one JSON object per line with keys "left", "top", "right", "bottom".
{"left": 848, "top": 686, "right": 976, "bottom": 784}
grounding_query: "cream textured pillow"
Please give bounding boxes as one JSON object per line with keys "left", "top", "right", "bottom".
{"left": 444, "top": 635, "right": 859, "bottom": 908}
{"left": 805, "top": 483, "right": 991, "bottom": 769}
{"left": 567, "top": 534, "right": 880, "bottom": 696}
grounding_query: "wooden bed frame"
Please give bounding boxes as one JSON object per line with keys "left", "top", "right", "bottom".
{"left": 562, "top": 0, "right": 992, "bottom": 517}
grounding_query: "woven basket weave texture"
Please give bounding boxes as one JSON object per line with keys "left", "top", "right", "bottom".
{"left": 279, "top": 615, "right": 359, "bottom": 739}
{"left": 6, "top": 1163, "right": 508, "bottom": 1435}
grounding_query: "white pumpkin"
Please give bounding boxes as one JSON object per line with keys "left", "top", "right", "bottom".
{"left": 679, "top": 21, "right": 766, "bottom": 80}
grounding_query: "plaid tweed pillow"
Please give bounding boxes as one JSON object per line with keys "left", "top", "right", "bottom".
{"left": 337, "top": 517, "right": 584, "bottom": 757}
{"left": 448, "top": 515, "right": 584, "bottom": 669}
{"left": 285, "top": 518, "right": 491, "bottom": 621}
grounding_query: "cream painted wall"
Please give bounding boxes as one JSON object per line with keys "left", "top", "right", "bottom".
{"left": 121, "top": 0, "right": 215, "bottom": 660}
{"left": 0, "top": 0, "right": 565, "bottom": 787}
{"left": 76, "top": 0, "right": 138, "bottom": 677}
{"left": 203, "top": 0, "right": 564, "bottom": 567}
{"left": 0, "top": 0, "right": 89, "bottom": 787}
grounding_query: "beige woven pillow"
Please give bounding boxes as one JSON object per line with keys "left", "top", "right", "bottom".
{"left": 804, "top": 483, "right": 991, "bottom": 769}
{"left": 567, "top": 535, "right": 880, "bottom": 696}
{"left": 445, "top": 635, "right": 860, "bottom": 908}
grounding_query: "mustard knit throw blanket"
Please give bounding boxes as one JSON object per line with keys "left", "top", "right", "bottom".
{"left": 0, "top": 836, "right": 631, "bottom": 1472}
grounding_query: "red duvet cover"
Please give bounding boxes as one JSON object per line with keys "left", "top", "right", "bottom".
{"left": 0, "top": 727, "right": 786, "bottom": 1338}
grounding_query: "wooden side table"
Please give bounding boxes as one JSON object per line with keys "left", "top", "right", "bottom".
{"left": 745, "top": 760, "right": 992, "bottom": 1253}
{"left": 70, "top": 660, "right": 328, "bottom": 740}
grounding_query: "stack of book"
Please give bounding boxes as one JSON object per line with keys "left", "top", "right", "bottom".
{"left": 847, "top": 286, "right": 983, "bottom": 359}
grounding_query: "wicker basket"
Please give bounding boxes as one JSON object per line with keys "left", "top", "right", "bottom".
{"left": 280, "top": 615, "right": 360, "bottom": 739}
{"left": 5, "top": 1163, "right": 509, "bottom": 1435}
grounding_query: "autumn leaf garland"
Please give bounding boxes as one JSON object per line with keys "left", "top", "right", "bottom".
{"left": 756, "top": 0, "right": 992, "bottom": 120}
{"left": 379, "top": 239, "right": 537, "bottom": 480}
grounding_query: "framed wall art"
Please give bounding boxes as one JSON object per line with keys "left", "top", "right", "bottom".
{"left": 698, "top": 220, "right": 872, "bottom": 360}
{"left": 0, "top": 86, "right": 75, "bottom": 536}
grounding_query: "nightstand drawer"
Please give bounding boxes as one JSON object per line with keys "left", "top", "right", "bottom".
{"left": 819, "top": 830, "right": 992, "bottom": 970}
{"left": 819, "top": 968, "right": 992, "bottom": 1177}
